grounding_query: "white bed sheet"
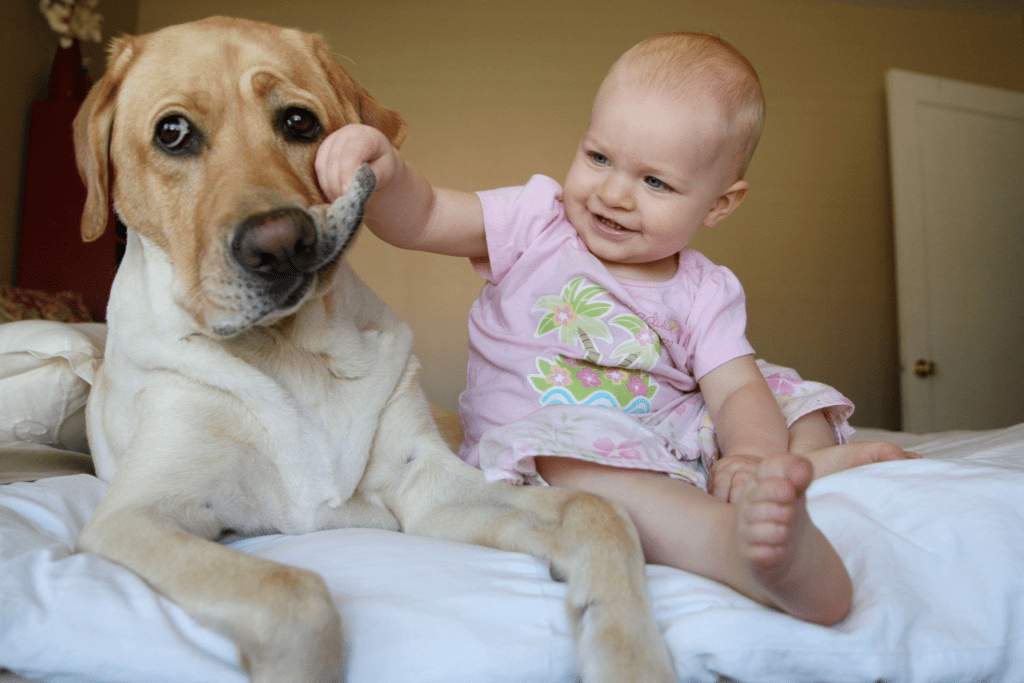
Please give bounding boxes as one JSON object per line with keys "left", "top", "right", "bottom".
{"left": 2, "top": 423, "right": 1024, "bottom": 683}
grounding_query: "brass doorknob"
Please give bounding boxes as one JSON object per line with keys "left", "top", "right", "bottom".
{"left": 913, "top": 359, "right": 937, "bottom": 378}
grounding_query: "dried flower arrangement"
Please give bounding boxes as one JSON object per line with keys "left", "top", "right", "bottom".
{"left": 39, "top": 0, "right": 103, "bottom": 49}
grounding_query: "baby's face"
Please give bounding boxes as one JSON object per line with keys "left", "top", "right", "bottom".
{"left": 562, "top": 77, "right": 741, "bottom": 280}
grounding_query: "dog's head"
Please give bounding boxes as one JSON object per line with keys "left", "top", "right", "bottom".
{"left": 74, "top": 16, "right": 407, "bottom": 337}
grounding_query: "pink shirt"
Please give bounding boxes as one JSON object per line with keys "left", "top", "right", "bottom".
{"left": 458, "top": 175, "right": 754, "bottom": 466}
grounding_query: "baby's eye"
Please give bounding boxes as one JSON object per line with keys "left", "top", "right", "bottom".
{"left": 589, "top": 151, "right": 610, "bottom": 166}
{"left": 645, "top": 176, "right": 669, "bottom": 190}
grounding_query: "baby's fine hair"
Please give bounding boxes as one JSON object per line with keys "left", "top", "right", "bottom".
{"left": 611, "top": 33, "right": 766, "bottom": 178}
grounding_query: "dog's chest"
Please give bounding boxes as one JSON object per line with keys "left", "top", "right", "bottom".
{"left": 224, "top": 321, "right": 412, "bottom": 533}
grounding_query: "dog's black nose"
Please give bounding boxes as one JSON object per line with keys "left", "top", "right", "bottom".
{"left": 232, "top": 208, "right": 318, "bottom": 278}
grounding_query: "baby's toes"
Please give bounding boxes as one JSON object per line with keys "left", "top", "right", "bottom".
{"left": 742, "top": 498, "right": 791, "bottom": 541}
{"left": 747, "top": 540, "right": 785, "bottom": 565}
{"left": 758, "top": 453, "right": 813, "bottom": 493}
{"left": 860, "top": 441, "right": 909, "bottom": 464}
{"left": 747, "top": 474, "right": 798, "bottom": 507}
{"left": 743, "top": 519, "right": 790, "bottom": 565}
{"left": 747, "top": 497, "right": 795, "bottom": 525}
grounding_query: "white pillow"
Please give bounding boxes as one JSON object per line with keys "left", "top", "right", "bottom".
{"left": 0, "top": 321, "right": 106, "bottom": 452}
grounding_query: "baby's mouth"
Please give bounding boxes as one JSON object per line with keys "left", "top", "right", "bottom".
{"left": 595, "top": 214, "right": 628, "bottom": 232}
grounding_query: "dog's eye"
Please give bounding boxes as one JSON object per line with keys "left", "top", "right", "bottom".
{"left": 154, "top": 115, "right": 200, "bottom": 155}
{"left": 280, "top": 107, "right": 322, "bottom": 143}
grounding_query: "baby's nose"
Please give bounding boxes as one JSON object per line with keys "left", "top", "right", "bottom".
{"left": 597, "top": 174, "right": 635, "bottom": 210}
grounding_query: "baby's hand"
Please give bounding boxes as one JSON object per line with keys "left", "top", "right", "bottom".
{"left": 709, "top": 454, "right": 763, "bottom": 503}
{"left": 315, "top": 123, "right": 400, "bottom": 202}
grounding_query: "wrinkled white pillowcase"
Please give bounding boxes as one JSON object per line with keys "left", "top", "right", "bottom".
{"left": 0, "top": 321, "right": 106, "bottom": 452}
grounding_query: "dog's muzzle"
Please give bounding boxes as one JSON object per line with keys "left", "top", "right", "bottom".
{"left": 214, "top": 164, "right": 377, "bottom": 337}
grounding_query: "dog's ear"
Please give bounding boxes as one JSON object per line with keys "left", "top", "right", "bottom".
{"left": 310, "top": 35, "right": 409, "bottom": 149}
{"left": 73, "top": 35, "right": 137, "bottom": 242}
{"left": 356, "top": 87, "right": 409, "bottom": 150}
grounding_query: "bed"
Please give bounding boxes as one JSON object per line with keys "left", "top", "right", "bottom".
{"left": 2, "top": 320, "right": 1023, "bottom": 683}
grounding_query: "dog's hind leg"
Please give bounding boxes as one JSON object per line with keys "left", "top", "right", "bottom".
{"left": 364, "top": 393, "right": 676, "bottom": 682}
{"left": 78, "top": 495, "right": 344, "bottom": 683}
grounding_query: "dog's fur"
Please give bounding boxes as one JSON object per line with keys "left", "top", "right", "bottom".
{"left": 72, "top": 17, "right": 675, "bottom": 682}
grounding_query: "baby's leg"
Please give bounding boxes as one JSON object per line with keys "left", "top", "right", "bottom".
{"left": 536, "top": 455, "right": 852, "bottom": 625}
{"left": 787, "top": 410, "right": 843, "bottom": 454}
{"left": 788, "top": 410, "right": 919, "bottom": 479}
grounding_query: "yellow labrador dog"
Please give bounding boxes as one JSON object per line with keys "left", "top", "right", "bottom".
{"left": 73, "top": 17, "right": 675, "bottom": 683}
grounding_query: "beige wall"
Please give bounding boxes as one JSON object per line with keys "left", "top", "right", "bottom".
{"left": 17, "top": 0, "right": 1023, "bottom": 429}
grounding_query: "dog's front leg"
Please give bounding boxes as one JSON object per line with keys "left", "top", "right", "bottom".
{"left": 78, "top": 495, "right": 344, "bottom": 683}
{"left": 363, "top": 383, "right": 676, "bottom": 682}
{"left": 385, "top": 453, "right": 677, "bottom": 682}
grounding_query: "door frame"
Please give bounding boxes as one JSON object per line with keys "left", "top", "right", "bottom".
{"left": 886, "top": 69, "right": 1024, "bottom": 432}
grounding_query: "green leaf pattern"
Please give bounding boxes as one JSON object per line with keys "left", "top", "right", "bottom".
{"left": 609, "top": 315, "right": 662, "bottom": 371}
{"left": 530, "top": 277, "right": 664, "bottom": 412}
{"left": 533, "top": 277, "right": 614, "bottom": 363}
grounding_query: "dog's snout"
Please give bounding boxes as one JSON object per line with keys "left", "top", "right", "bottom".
{"left": 233, "top": 209, "right": 318, "bottom": 277}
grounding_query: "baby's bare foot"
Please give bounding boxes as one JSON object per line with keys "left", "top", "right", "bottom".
{"left": 737, "top": 453, "right": 852, "bottom": 625}
{"left": 805, "top": 441, "right": 920, "bottom": 479}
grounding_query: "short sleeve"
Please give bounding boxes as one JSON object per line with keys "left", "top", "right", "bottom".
{"left": 472, "top": 175, "right": 563, "bottom": 284}
{"left": 685, "top": 264, "right": 755, "bottom": 380}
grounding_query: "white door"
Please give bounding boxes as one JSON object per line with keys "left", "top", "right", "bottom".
{"left": 887, "top": 69, "right": 1024, "bottom": 433}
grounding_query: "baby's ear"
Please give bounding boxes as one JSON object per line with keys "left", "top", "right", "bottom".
{"left": 702, "top": 180, "right": 749, "bottom": 228}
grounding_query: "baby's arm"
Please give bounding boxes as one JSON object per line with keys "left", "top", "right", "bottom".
{"left": 699, "top": 355, "right": 790, "bottom": 502}
{"left": 315, "top": 124, "right": 487, "bottom": 258}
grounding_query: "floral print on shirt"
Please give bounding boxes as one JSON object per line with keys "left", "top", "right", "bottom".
{"left": 530, "top": 276, "right": 662, "bottom": 412}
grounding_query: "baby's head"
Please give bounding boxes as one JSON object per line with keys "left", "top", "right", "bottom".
{"left": 607, "top": 32, "right": 765, "bottom": 181}
{"left": 562, "top": 33, "right": 765, "bottom": 281}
